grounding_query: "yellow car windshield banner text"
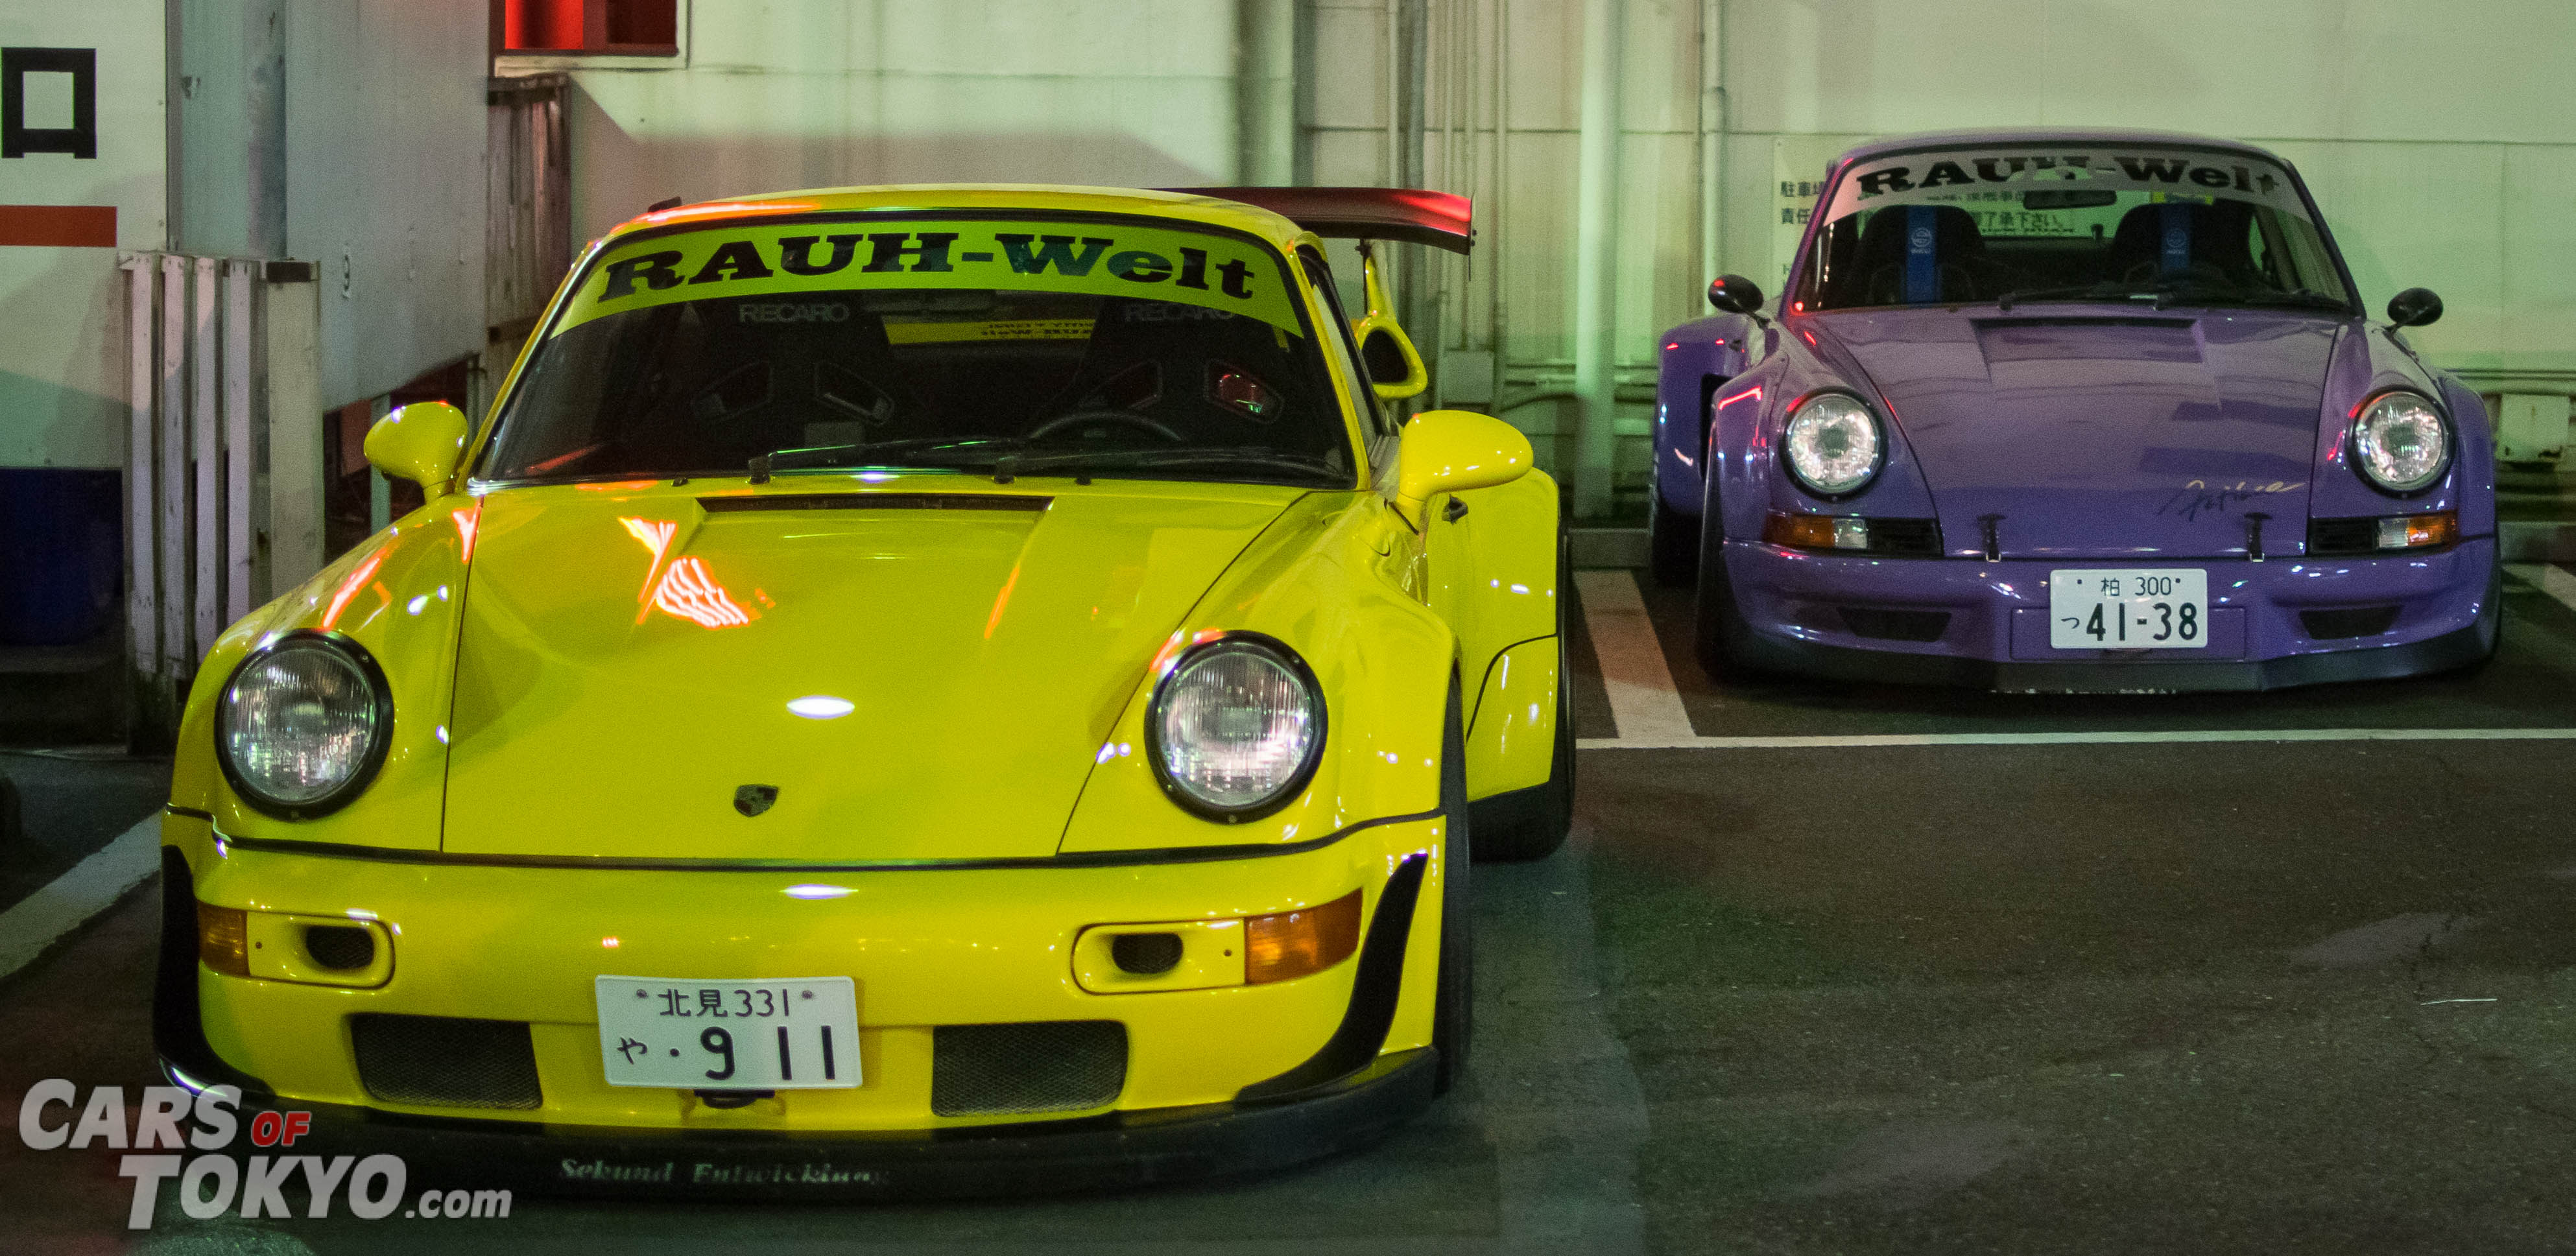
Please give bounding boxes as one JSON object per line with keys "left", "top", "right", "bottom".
{"left": 554, "top": 219, "right": 1306, "bottom": 339}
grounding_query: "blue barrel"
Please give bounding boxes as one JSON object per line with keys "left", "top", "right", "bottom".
{"left": 0, "top": 468, "right": 124, "bottom": 647}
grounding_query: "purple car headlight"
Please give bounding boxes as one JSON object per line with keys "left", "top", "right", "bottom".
{"left": 2351, "top": 391, "right": 2450, "bottom": 495}
{"left": 1783, "top": 392, "right": 1883, "bottom": 498}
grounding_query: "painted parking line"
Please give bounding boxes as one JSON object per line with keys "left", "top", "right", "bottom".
{"left": 2508, "top": 562, "right": 2576, "bottom": 615}
{"left": 1572, "top": 570, "right": 1695, "bottom": 743}
{"left": 0, "top": 814, "right": 159, "bottom": 985}
{"left": 1579, "top": 727, "right": 2576, "bottom": 751}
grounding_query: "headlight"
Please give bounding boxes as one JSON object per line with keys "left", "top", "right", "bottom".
{"left": 2351, "top": 391, "right": 2451, "bottom": 494}
{"left": 1783, "top": 392, "right": 1884, "bottom": 497}
{"left": 217, "top": 634, "right": 393, "bottom": 818}
{"left": 1147, "top": 635, "right": 1324, "bottom": 820}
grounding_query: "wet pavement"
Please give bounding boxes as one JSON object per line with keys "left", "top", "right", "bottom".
{"left": 2, "top": 567, "right": 2573, "bottom": 1252}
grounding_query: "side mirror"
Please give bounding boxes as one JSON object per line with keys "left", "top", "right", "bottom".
{"left": 1392, "top": 409, "right": 1532, "bottom": 525}
{"left": 1708, "top": 274, "right": 1765, "bottom": 315}
{"left": 2387, "top": 287, "right": 2443, "bottom": 329}
{"left": 1353, "top": 243, "right": 1429, "bottom": 399}
{"left": 364, "top": 401, "right": 470, "bottom": 493}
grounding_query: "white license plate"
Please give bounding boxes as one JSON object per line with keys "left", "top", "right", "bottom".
{"left": 2049, "top": 569, "right": 2210, "bottom": 650}
{"left": 595, "top": 976, "right": 860, "bottom": 1089}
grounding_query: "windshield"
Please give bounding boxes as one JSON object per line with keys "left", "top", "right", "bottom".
{"left": 478, "top": 213, "right": 1355, "bottom": 487}
{"left": 1794, "top": 145, "right": 2354, "bottom": 313}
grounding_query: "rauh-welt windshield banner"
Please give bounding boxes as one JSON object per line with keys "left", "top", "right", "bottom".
{"left": 553, "top": 219, "right": 1308, "bottom": 338}
{"left": 1822, "top": 148, "right": 2311, "bottom": 223}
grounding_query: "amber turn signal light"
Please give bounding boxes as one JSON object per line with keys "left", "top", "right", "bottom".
{"left": 1245, "top": 890, "right": 1363, "bottom": 984}
{"left": 2376, "top": 511, "right": 2457, "bottom": 550}
{"left": 1763, "top": 512, "right": 1868, "bottom": 551}
{"left": 198, "top": 903, "right": 250, "bottom": 977}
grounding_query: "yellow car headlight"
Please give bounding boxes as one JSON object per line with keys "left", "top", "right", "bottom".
{"left": 216, "top": 632, "right": 393, "bottom": 818}
{"left": 1146, "top": 634, "right": 1324, "bottom": 821}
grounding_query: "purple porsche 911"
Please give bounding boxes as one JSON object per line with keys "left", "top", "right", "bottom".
{"left": 1650, "top": 128, "right": 2499, "bottom": 692}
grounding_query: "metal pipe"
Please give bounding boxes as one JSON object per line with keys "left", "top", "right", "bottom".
{"left": 1394, "top": 0, "right": 1430, "bottom": 361}
{"left": 1698, "top": 0, "right": 1724, "bottom": 298}
{"left": 1486, "top": 0, "right": 1508, "bottom": 406}
{"left": 1571, "top": 0, "right": 1625, "bottom": 519}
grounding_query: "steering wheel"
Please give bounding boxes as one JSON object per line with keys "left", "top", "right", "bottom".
{"left": 1025, "top": 408, "right": 1186, "bottom": 444}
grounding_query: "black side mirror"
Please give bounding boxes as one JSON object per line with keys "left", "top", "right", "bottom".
{"left": 2387, "top": 287, "right": 2443, "bottom": 329}
{"left": 1708, "top": 274, "right": 1765, "bottom": 315}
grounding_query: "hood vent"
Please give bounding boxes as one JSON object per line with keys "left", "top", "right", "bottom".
{"left": 698, "top": 493, "right": 1051, "bottom": 515}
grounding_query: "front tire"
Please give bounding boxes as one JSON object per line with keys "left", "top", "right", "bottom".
{"left": 1470, "top": 521, "right": 1574, "bottom": 863}
{"left": 1691, "top": 468, "right": 1754, "bottom": 676}
{"left": 1647, "top": 484, "right": 1699, "bottom": 587}
{"left": 1431, "top": 681, "right": 1473, "bottom": 1094}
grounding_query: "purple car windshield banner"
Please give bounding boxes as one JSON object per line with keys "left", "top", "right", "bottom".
{"left": 1826, "top": 148, "right": 2311, "bottom": 226}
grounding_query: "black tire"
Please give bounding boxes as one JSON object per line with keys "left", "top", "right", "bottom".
{"left": 1470, "top": 521, "right": 1574, "bottom": 863}
{"left": 1691, "top": 462, "right": 1754, "bottom": 676}
{"left": 2446, "top": 556, "right": 2506, "bottom": 679}
{"left": 1647, "top": 485, "right": 1699, "bottom": 587}
{"left": 1431, "top": 681, "right": 1473, "bottom": 1095}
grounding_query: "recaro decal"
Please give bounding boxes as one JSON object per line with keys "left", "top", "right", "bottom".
{"left": 556, "top": 220, "right": 1304, "bottom": 338}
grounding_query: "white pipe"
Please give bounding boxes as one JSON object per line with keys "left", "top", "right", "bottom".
{"left": 191, "top": 255, "right": 220, "bottom": 664}
{"left": 1699, "top": 0, "right": 1724, "bottom": 296}
{"left": 156, "top": 255, "right": 187, "bottom": 681}
{"left": 1487, "top": 0, "right": 1507, "bottom": 404}
{"left": 1571, "top": 0, "right": 1625, "bottom": 519}
{"left": 223, "top": 261, "right": 255, "bottom": 620}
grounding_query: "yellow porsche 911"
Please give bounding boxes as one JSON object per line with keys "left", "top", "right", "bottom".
{"left": 155, "top": 184, "right": 1571, "bottom": 1194}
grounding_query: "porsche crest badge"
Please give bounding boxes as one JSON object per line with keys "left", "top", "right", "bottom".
{"left": 733, "top": 785, "right": 780, "bottom": 817}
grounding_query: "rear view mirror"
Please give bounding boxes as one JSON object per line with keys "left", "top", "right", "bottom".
{"left": 1392, "top": 409, "right": 1532, "bottom": 525}
{"left": 2021, "top": 189, "right": 2117, "bottom": 210}
{"left": 363, "top": 401, "right": 470, "bottom": 493}
{"left": 2387, "top": 287, "right": 2443, "bottom": 329}
{"left": 1707, "top": 274, "right": 1765, "bottom": 315}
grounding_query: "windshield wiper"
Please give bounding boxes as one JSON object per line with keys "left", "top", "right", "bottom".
{"left": 1993, "top": 283, "right": 2131, "bottom": 313}
{"left": 990, "top": 446, "right": 1347, "bottom": 486}
{"left": 748, "top": 436, "right": 1025, "bottom": 483}
{"left": 2161, "top": 287, "right": 2352, "bottom": 313}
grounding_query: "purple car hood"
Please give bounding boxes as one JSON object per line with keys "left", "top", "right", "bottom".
{"left": 1818, "top": 309, "right": 2339, "bottom": 559}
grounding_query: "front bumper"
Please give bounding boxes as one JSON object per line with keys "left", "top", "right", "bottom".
{"left": 1721, "top": 537, "right": 2499, "bottom": 692}
{"left": 157, "top": 809, "right": 1450, "bottom": 1195}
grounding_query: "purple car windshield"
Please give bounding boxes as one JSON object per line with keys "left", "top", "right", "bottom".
{"left": 1794, "top": 145, "right": 2354, "bottom": 313}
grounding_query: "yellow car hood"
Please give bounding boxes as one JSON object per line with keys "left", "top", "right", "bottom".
{"left": 441, "top": 478, "right": 1306, "bottom": 861}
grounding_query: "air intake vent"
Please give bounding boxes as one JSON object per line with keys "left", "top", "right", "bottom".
{"left": 304, "top": 925, "right": 375, "bottom": 971}
{"left": 1839, "top": 608, "right": 1951, "bottom": 642}
{"left": 1863, "top": 517, "right": 1944, "bottom": 557}
{"left": 350, "top": 1014, "right": 543, "bottom": 1109}
{"left": 2308, "top": 517, "right": 2381, "bottom": 556}
{"left": 2301, "top": 606, "right": 2401, "bottom": 640}
{"left": 931, "top": 1021, "right": 1127, "bottom": 1117}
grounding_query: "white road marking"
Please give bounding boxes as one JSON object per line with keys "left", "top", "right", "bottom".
{"left": 2508, "top": 562, "right": 2576, "bottom": 614}
{"left": 1573, "top": 569, "right": 1696, "bottom": 744}
{"left": 0, "top": 814, "right": 160, "bottom": 985}
{"left": 1580, "top": 727, "right": 2576, "bottom": 750}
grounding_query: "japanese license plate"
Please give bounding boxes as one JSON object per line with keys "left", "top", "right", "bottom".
{"left": 2049, "top": 569, "right": 2209, "bottom": 650}
{"left": 594, "top": 976, "right": 860, "bottom": 1089}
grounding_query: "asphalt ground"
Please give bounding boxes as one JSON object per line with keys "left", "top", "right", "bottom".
{"left": 2, "top": 565, "right": 2574, "bottom": 1253}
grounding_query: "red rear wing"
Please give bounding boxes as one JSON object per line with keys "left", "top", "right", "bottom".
{"left": 1164, "top": 187, "right": 1473, "bottom": 255}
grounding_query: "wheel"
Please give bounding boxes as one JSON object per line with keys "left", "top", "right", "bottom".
{"left": 1691, "top": 462, "right": 1753, "bottom": 676}
{"left": 1647, "top": 483, "right": 1699, "bottom": 587}
{"left": 1470, "top": 522, "right": 1574, "bottom": 863}
{"left": 1431, "top": 681, "right": 1473, "bottom": 1095}
{"left": 2446, "top": 557, "right": 2505, "bottom": 678}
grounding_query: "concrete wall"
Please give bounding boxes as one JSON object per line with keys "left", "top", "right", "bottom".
{"left": 0, "top": 1, "right": 167, "bottom": 469}
{"left": 521, "top": 0, "right": 1252, "bottom": 242}
{"left": 1307, "top": 0, "right": 2576, "bottom": 507}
